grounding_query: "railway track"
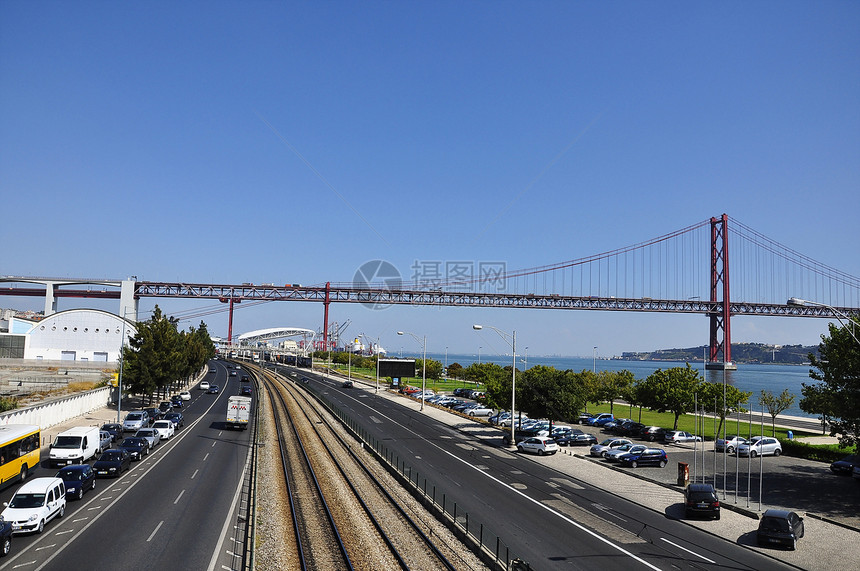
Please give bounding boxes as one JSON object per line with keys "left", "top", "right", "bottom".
{"left": 256, "top": 364, "right": 468, "bottom": 571}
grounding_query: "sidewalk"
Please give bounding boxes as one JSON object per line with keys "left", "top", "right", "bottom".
{"left": 343, "top": 374, "right": 859, "bottom": 571}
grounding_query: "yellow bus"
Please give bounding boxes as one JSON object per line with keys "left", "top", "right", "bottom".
{"left": 0, "top": 424, "right": 40, "bottom": 489}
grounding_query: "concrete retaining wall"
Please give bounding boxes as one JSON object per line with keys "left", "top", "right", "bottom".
{"left": 0, "top": 387, "right": 111, "bottom": 431}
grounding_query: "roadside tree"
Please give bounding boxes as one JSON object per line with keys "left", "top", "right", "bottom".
{"left": 642, "top": 364, "right": 702, "bottom": 430}
{"left": 759, "top": 389, "right": 796, "bottom": 437}
{"left": 698, "top": 382, "right": 753, "bottom": 439}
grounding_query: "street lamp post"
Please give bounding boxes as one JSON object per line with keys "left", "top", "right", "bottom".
{"left": 593, "top": 346, "right": 598, "bottom": 373}
{"left": 473, "top": 324, "right": 516, "bottom": 448}
{"left": 788, "top": 297, "right": 860, "bottom": 346}
{"left": 376, "top": 336, "right": 380, "bottom": 393}
{"left": 397, "top": 331, "right": 427, "bottom": 411}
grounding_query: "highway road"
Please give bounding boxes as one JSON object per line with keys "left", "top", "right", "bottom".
{"left": 288, "top": 366, "right": 795, "bottom": 571}
{"left": 0, "top": 361, "right": 253, "bottom": 571}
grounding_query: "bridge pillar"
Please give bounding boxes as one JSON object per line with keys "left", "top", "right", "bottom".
{"left": 44, "top": 282, "right": 58, "bottom": 316}
{"left": 708, "top": 214, "right": 736, "bottom": 370}
{"left": 120, "top": 279, "right": 138, "bottom": 321}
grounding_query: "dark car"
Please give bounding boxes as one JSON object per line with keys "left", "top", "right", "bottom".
{"left": 684, "top": 483, "right": 720, "bottom": 520}
{"left": 0, "top": 520, "right": 11, "bottom": 557}
{"left": 577, "top": 413, "right": 594, "bottom": 425}
{"left": 639, "top": 426, "right": 667, "bottom": 442}
{"left": 208, "top": 385, "right": 220, "bottom": 394}
{"left": 170, "top": 396, "right": 184, "bottom": 408}
{"left": 93, "top": 449, "right": 131, "bottom": 478}
{"left": 618, "top": 448, "right": 668, "bottom": 468}
{"left": 619, "top": 421, "right": 645, "bottom": 437}
{"left": 240, "top": 386, "right": 252, "bottom": 396}
{"left": 241, "top": 375, "right": 249, "bottom": 382}
{"left": 101, "top": 423, "right": 123, "bottom": 443}
{"left": 158, "top": 401, "right": 172, "bottom": 414}
{"left": 453, "top": 388, "right": 471, "bottom": 397}
{"left": 56, "top": 464, "right": 96, "bottom": 500}
{"left": 164, "top": 412, "right": 184, "bottom": 429}
{"left": 503, "top": 427, "right": 548, "bottom": 446}
{"left": 144, "top": 407, "right": 162, "bottom": 423}
{"left": 564, "top": 433, "right": 599, "bottom": 446}
{"left": 117, "top": 437, "right": 149, "bottom": 461}
{"left": 757, "top": 509, "right": 804, "bottom": 550}
{"left": 604, "top": 418, "right": 632, "bottom": 434}
{"left": 829, "top": 454, "right": 859, "bottom": 476}
{"left": 342, "top": 380, "right": 354, "bottom": 388}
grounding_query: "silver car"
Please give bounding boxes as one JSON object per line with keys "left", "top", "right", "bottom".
{"left": 604, "top": 443, "right": 647, "bottom": 462}
{"left": 715, "top": 435, "right": 748, "bottom": 453}
{"left": 738, "top": 436, "right": 782, "bottom": 458}
{"left": 590, "top": 438, "right": 632, "bottom": 458}
{"left": 134, "top": 428, "right": 160, "bottom": 450}
{"left": 122, "top": 411, "right": 149, "bottom": 432}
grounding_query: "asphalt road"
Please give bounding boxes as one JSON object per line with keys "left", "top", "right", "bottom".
{"left": 0, "top": 361, "right": 253, "bottom": 571}
{"left": 290, "top": 366, "right": 797, "bottom": 571}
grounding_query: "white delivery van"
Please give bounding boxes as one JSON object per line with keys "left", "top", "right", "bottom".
{"left": 49, "top": 426, "right": 100, "bottom": 467}
{"left": 226, "top": 396, "right": 252, "bottom": 430}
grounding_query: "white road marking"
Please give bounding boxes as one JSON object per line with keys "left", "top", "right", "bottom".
{"left": 174, "top": 489, "right": 185, "bottom": 504}
{"left": 191, "top": 469, "right": 199, "bottom": 479}
{"left": 659, "top": 537, "right": 716, "bottom": 563}
{"left": 147, "top": 520, "right": 163, "bottom": 542}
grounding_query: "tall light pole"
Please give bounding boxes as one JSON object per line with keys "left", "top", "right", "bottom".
{"left": 788, "top": 297, "right": 860, "bottom": 346}
{"left": 445, "top": 346, "right": 448, "bottom": 378}
{"left": 376, "top": 335, "right": 380, "bottom": 393}
{"left": 478, "top": 346, "right": 482, "bottom": 365}
{"left": 116, "top": 311, "right": 131, "bottom": 423}
{"left": 474, "top": 324, "right": 516, "bottom": 448}
{"left": 397, "top": 331, "right": 427, "bottom": 411}
{"left": 592, "top": 346, "right": 598, "bottom": 373}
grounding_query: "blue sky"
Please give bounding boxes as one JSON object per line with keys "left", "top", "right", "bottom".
{"left": 2, "top": 2, "right": 858, "bottom": 358}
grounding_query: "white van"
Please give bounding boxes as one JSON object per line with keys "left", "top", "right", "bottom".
{"left": 0, "top": 477, "right": 66, "bottom": 533}
{"left": 49, "top": 426, "right": 100, "bottom": 467}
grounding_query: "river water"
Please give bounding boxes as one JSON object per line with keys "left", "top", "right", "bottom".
{"left": 429, "top": 353, "right": 817, "bottom": 418}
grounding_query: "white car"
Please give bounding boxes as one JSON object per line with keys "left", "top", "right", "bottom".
{"left": 200, "top": 381, "right": 210, "bottom": 391}
{"left": 1, "top": 477, "right": 66, "bottom": 534}
{"left": 134, "top": 428, "right": 160, "bottom": 450}
{"left": 467, "top": 405, "right": 494, "bottom": 417}
{"left": 604, "top": 443, "right": 648, "bottom": 462}
{"left": 665, "top": 431, "right": 703, "bottom": 444}
{"left": 715, "top": 435, "right": 748, "bottom": 453}
{"left": 179, "top": 391, "right": 192, "bottom": 401}
{"left": 738, "top": 436, "right": 782, "bottom": 458}
{"left": 151, "top": 420, "right": 175, "bottom": 441}
{"left": 590, "top": 438, "right": 632, "bottom": 457}
{"left": 517, "top": 436, "right": 559, "bottom": 456}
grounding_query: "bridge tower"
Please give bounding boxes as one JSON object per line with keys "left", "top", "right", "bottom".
{"left": 708, "top": 214, "right": 736, "bottom": 370}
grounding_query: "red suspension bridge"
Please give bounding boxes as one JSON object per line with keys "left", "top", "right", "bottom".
{"left": 2, "top": 214, "right": 858, "bottom": 369}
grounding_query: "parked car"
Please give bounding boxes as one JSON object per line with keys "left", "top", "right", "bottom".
{"left": 604, "top": 418, "right": 632, "bottom": 433}
{"left": 179, "top": 391, "right": 192, "bottom": 401}
{"left": 685, "top": 483, "right": 720, "bottom": 520}
{"left": 738, "top": 436, "right": 782, "bottom": 458}
{"left": 200, "top": 381, "right": 211, "bottom": 391}
{"left": 829, "top": 454, "right": 859, "bottom": 476}
{"left": 757, "top": 509, "right": 804, "bottom": 550}
{"left": 665, "top": 431, "right": 702, "bottom": 444}
{"left": 617, "top": 448, "right": 668, "bottom": 468}
{"left": 101, "top": 423, "right": 123, "bottom": 442}
{"left": 715, "top": 435, "right": 748, "bottom": 453}
{"left": 604, "top": 443, "right": 648, "bottom": 462}
{"left": 467, "top": 405, "right": 494, "bottom": 417}
{"left": 577, "top": 413, "right": 594, "bottom": 425}
{"left": 93, "top": 449, "right": 131, "bottom": 478}
{"left": 556, "top": 432, "right": 597, "bottom": 447}
{"left": 55, "top": 464, "right": 96, "bottom": 500}
{"left": 586, "top": 413, "right": 615, "bottom": 427}
{"left": 590, "top": 438, "right": 632, "bottom": 457}
{"left": 122, "top": 411, "right": 149, "bottom": 432}
{"left": 151, "top": 420, "right": 175, "bottom": 441}
{"left": 639, "top": 426, "right": 667, "bottom": 442}
{"left": 117, "top": 437, "right": 149, "bottom": 461}
{"left": 0, "top": 477, "right": 66, "bottom": 534}
{"left": 517, "top": 436, "right": 559, "bottom": 456}
{"left": 134, "top": 428, "right": 160, "bottom": 450}
{"left": 208, "top": 385, "right": 220, "bottom": 394}
{"left": 163, "top": 412, "right": 184, "bottom": 429}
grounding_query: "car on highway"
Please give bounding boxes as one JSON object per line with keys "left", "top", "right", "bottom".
{"left": 208, "top": 384, "right": 220, "bottom": 394}
{"left": 517, "top": 436, "right": 559, "bottom": 456}
{"left": 229, "top": 371, "right": 237, "bottom": 377}
{"left": 617, "top": 448, "right": 668, "bottom": 468}
{"left": 179, "top": 391, "right": 192, "bottom": 401}
{"left": 122, "top": 411, "right": 149, "bottom": 432}
{"left": 685, "top": 483, "right": 720, "bottom": 520}
{"left": 117, "top": 437, "right": 149, "bottom": 460}
{"left": 604, "top": 443, "right": 648, "bottom": 462}
{"left": 556, "top": 432, "right": 597, "bottom": 447}
{"left": 200, "top": 381, "right": 210, "bottom": 391}
{"left": 101, "top": 423, "right": 123, "bottom": 442}
{"left": 342, "top": 380, "right": 354, "bottom": 388}
{"left": 98, "top": 430, "right": 113, "bottom": 453}
{"left": 55, "top": 464, "right": 96, "bottom": 500}
{"left": 590, "top": 438, "right": 632, "bottom": 457}
{"left": 158, "top": 401, "right": 172, "bottom": 414}
{"left": 92, "top": 449, "right": 131, "bottom": 478}
{"left": 170, "top": 395, "right": 184, "bottom": 408}
{"left": 467, "top": 405, "right": 494, "bottom": 417}
{"left": 144, "top": 407, "right": 163, "bottom": 423}
{"left": 240, "top": 385, "right": 252, "bottom": 396}
{"left": 163, "top": 412, "right": 184, "bottom": 429}
{"left": 0, "top": 477, "right": 66, "bottom": 534}
{"left": 715, "top": 435, "right": 748, "bottom": 453}
{"left": 664, "top": 431, "right": 702, "bottom": 444}
{"left": 134, "top": 428, "right": 160, "bottom": 450}
{"left": 757, "top": 509, "right": 804, "bottom": 550}
{"left": 829, "top": 454, "right": 859, "bottom": 476}
{"left": 738, "top": 436, "right": 782, "bottom": 458}
{"left": 151, "top": 420, "right": 175, "bottom": 440}
{"left": 0, "top": 519, "right": 11, "bottom": 556}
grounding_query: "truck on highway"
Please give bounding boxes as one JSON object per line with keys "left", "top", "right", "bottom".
{"left": 226, "top": 396, "right": 252, "bottom": 430}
